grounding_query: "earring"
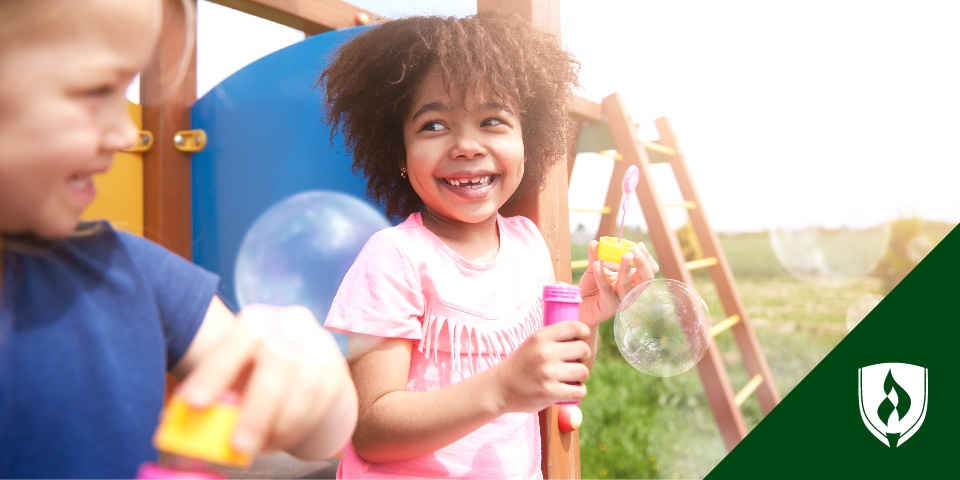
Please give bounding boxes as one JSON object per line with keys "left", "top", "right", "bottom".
{"left": 400, "top": 166, "right": 407, "bottom": 178}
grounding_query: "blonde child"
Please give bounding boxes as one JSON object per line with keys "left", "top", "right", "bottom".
{"left": 0, "top": 1, "right": 357, "bottom": 477}
{"left": 321, "top": 13, "right": 658, "bottom": 478}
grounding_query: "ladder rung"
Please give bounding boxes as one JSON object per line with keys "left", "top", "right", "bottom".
{"left": 685, "top": 257, "right": 718, "bottom": 271}
{"left": 709, "top": 315, "right": 741, "bottom": 337}
{"left": 569, "top": 206, "right": 611, "bottom": 214}
{"left": 662, "top": 201, "right": 697, "bottom": 209}
{"left": 595, "top": 149, "right": 623, "bottom": 160}
{"left": 571, "top": 259, "right": 589, "bottom": 270}
{"left": 642, "top": 141, "right": 676, "bottom": 157}
{"left": 734, "top": 374, "right": 765, "bottom": 407}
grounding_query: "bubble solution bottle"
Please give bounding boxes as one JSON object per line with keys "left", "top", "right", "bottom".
{"left": 542, "top": 283, "right": 583, "bottom": 405}
{"left": 137, "top": 393, "right": 251, "bottom": 479}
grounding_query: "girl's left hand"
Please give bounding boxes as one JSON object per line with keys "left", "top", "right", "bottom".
{"left": 578, "top": 240, "right": 659, "bottom": 326}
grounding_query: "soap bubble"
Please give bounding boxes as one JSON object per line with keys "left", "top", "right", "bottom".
{"left": 614, "top": 279, "right": 711, "bottom": 377}
{"left": 770, "top": 222, "right": 890, "bottom": 285}
{"left": 235, "top": 190, "right": 391, "bottom": 357}
{"left": 846, "top": 293, "right": 884, "bottom": 332}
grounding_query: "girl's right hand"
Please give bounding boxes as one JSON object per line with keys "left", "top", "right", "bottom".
{"left": 174, "top": 302, "right": 357, "bottom": 460}
{"left": 493, "top": 320, "right": 592, "bottom": 413}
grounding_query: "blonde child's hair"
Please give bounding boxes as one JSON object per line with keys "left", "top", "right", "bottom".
{"left": 0, "top": 0, "right": 194, "bottom": 274}
{"left": 0, "top": 0, "right": 196, "bottom": 249}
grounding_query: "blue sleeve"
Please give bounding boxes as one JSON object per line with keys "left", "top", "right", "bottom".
{"left": 117, "top": 232, "right": 220, "bottom": 370}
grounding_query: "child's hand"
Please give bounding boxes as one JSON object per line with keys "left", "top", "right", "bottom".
{"left": 493, "top": 321, "right": 592, "bottom": 413}
{"left": 175, "top": 304, "right": 356, "bottom": 459}
{"left": 579, "top": 240, "right": 659, "bottom": 326}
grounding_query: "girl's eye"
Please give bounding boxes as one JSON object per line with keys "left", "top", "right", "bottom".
{"left": 421, "top": 121, "right": 445, "bottom": 132}
{"left": 83, "top": 85, "right": 116, "bottom": 98}
{"left": 482, "top": 117, "right": 506, "bottom": 127}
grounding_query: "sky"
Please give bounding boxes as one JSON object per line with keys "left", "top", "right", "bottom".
{"left": 188, "top": 0, "right": 960, "bottom": 233}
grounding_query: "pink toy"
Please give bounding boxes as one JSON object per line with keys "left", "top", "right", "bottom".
{"left": 136, "top": 462, "right": 223, "bottom": 479}
{"left": 542, "top": 283, "right": 583, "bottom": 405}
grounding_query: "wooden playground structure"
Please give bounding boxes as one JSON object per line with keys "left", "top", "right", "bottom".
{"left": 90, "top": 0, "right": 782, "bottom": 477}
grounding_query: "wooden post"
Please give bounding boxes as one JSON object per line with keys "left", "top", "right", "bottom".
{"left": 141, "top": 0, "right": 197, "bottom": 259}
{"left": 476, "top": 1, "right": 578, "bottom": 478}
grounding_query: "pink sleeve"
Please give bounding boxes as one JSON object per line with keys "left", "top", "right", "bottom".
{"left": 324, "top": 231, "right": 425, "bottom": 340}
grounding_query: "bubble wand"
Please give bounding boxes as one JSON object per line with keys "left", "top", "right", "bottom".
{"left": 598, "top": 165, "right": 641, "bottom": 266}
{"left": 618, "top": 165, "right": 640, "bottom": 244}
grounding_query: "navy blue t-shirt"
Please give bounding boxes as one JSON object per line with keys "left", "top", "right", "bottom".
{"left": 0, "top": 224, "right": 218, "bottom": 478}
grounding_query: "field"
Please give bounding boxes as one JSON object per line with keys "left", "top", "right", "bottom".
{"left": 572, "top": 224, "right": 952, "bottom": 479}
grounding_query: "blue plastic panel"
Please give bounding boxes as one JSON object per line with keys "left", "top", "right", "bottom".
{"left": 191, "top": 26, "right": 384, "bottom": 310}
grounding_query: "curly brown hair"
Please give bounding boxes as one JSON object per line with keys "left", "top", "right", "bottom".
{"left": 319, "top": 12, "right": 580, "bottom": 220}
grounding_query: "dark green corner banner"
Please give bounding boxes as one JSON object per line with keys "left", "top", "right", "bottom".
{"left": 708, "top": 225, "right": 959, "bottom": 478}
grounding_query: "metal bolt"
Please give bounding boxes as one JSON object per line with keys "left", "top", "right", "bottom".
{"left": 174, "top": 134, "right": 184, "bottom": 145}
{"left": 140, "top": 133, "right": 151, "bottom": 145}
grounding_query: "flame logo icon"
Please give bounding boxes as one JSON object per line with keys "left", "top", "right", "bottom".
{"left": 858, "top": 363, "right": 927, "bottom": 448}
{"left": 876, "top": 369, "right": 912, "bottom": 447}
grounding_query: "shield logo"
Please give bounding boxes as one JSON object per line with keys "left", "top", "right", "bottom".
{"left": 858, "top": 362, "right": 928, "bottom": 447}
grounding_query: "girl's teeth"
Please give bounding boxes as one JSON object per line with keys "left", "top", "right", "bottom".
{"left": 444, "top": 175, "right": 492, "bottom": 187}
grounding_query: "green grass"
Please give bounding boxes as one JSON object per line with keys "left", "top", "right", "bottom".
{"left": 569, "top": 227, "right": 913, "bottom": 479}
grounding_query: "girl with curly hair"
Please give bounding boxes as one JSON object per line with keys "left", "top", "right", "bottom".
{"left": 321, "top": 12, "right": 657, "bottom": 478}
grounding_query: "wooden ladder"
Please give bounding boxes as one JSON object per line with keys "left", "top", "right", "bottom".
{"left": 569, "top": 92, "right": 781, "bottom": 450}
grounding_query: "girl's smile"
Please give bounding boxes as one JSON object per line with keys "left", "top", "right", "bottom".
{"left": 437, "top": 172, "right": 501, "bottom": 199}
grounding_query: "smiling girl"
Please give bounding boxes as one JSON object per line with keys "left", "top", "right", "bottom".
{"left": 320, "top": 13, "right": 658, "bottom": 479}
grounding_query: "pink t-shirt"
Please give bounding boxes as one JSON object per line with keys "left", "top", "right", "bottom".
{"left": 325, "top": 212, "right": 552, "bottom": 479}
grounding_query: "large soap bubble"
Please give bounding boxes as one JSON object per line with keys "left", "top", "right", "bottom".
{"left": 614, "top": 279, "right": 711, "bottom": 377}
{"left": 770, "top": 223, "right": 890, "bottom": 285}
{"left": 235, "top": 191, "right": 391, "bottom": 357}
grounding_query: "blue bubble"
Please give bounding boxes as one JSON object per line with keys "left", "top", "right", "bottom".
{"left": 235, "top": 191, "right": 391, "bottom": 356}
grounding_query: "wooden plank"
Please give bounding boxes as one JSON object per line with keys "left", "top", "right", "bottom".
{"left": 571, "top": 95, "right": 603, "bottom": 123}
{"left": 476, "top": 2, "right": 578, "bottom": 478}
{"left": 207, "top": 0, "right": 384, "bottom": 35}
{"left": 141, "top": 0, "right": 197, "bottom": 259}
{"left": 696, "top": 343, "right": 749, "bottom": 450}
{"left": 477, "top": 0, "right": 559, "bottom": 33}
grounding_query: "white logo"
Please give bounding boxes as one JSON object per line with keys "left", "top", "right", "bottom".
{"left": 858, "top": 362, "right": 928, "bottom": 447}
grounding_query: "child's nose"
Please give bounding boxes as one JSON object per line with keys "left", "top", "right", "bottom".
{"left": 450, "top": 131, "right": 487, "bottom": 159}
{"left": 102, "top": 112, "right": 139, "bottom": 153}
